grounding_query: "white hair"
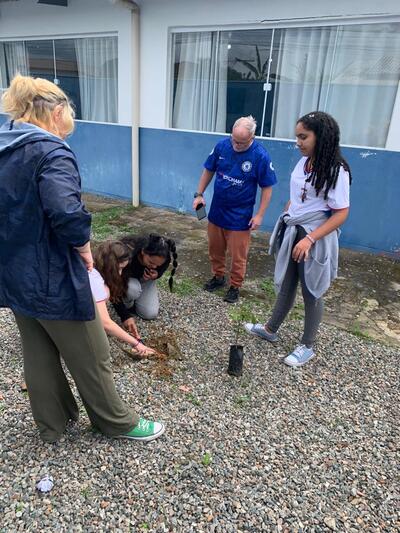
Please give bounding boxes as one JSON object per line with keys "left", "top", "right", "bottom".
{"left": 233, "top": 115, "right": 257, "bottom": 135}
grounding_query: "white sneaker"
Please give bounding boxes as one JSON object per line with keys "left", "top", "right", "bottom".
{"left": 244, "top": 323, "right": 278, "bottom": 342}
{"left": 284, "top": 345, "right": 315, "bottom": 367}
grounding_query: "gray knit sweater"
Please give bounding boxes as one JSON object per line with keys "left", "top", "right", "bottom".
{"left": 269, "top": 211, "right": 340, "bottom": 299}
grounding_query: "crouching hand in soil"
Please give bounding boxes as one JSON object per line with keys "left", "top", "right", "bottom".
{"left": 91, "top": 241, "right": 156, "bottom": 357}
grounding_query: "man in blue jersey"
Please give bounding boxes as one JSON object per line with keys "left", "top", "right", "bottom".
{"left": 193, "top": 116, "right": 277, "bottom": 303}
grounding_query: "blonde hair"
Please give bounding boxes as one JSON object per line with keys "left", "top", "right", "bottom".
{"left": 2, "top": 74, "right": 75, "bottom": 136}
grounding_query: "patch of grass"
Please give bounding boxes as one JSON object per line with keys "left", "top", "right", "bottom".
{"left": 350, "top": 322, "right": 372, "bottom": 340}
{"left": 203, "top": 353, "right": 214, "bottom": 363}
{"left": 159, "top": 273, "right": 200, "bottom": 296}
{"left": 289, "top": 303, "right": 305, "bottom": 320}
{"left": 201, "top": 452, "right": 212, "bottom": 466}
{"left": 186, "top": 393, "right": 202, "bottom": 406}
{"left": 240, "top": 377, "right": 251, "bottom": 389}
{"left": 213, "top": 286, "right": 226, "bottom": 297}
{"left": 80, "top": 486, "right": 92, "bottom": 500}
{"left": 113, "top": 224, "right": 133, "bottom": 237}
{"left": 234, "top": 394, "right": 250, "bottom": 407}
{"left": 140, "top": 523, "right": 150, "bottom": 531}
{"left": 172, "top": 277, "right": 199, "bottom": 297}
{"left": 91, "top": 206, "right": 136, "bottom": 240}
{"left": 228, "top": 303, "right": 257, "bottom": 345}
{"left": 0, "top": 403, "right": 5, "bottom": 413}
{"left": 157, "top": 274, "right": 170, "bottom": 291}
{"left": 260, "top": 277, "right": 276, "bottom": 301}
{"left": 252, "top": 301, "right": 272, "bottom": 320}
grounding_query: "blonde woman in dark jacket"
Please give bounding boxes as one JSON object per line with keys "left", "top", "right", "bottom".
{"left": 0, "top": 75, "right": 164, "bottom": 443}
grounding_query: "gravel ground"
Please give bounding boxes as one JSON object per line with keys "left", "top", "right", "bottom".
{"left": 0, "top": 287, "right": 399, "bottom": 532}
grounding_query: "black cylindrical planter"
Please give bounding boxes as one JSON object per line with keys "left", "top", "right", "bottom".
{"left": 227, "top": 345, "right": 244, "bottom": 377}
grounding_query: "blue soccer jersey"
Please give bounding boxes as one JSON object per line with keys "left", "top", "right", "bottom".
{"left": 204, "top": 138, "right": 277, "bottom": 230}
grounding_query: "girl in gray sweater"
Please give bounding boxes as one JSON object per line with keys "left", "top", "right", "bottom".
{"left": 245, "top": 111, "right": 351, "bottom": 367}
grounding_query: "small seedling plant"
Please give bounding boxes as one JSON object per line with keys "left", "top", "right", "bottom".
{"left": 228, "top": 302, "right": 256, "bottom": 346}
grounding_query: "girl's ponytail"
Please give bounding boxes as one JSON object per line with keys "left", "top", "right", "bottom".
{"left": 167, "top": 239, "right": 178, "bottom": 292}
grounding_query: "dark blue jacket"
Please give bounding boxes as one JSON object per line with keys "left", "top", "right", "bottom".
{"left": 0, "top": 120, "right": 95, "bottom": 320}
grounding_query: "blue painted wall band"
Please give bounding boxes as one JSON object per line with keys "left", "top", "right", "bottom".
{"left": 139, "top": 128, "right": 399, "bottom": 257}
{"left": 1, "top": 114, "right": 398, "bottom": 256}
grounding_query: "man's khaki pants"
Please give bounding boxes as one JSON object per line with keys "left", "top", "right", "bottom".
{"left": 208, "top": 221, "right": 251, "bottom": 288}
{"left": 14, "top": 304, "right": 138, "bottom": 443}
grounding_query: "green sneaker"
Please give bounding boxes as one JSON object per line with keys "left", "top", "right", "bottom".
{"left": 117, "top": 418, "right": 165, "bottom": 442}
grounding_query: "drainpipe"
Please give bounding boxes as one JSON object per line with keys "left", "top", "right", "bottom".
{"left": 110, "top": 0, "right": 140, "bottom": 207}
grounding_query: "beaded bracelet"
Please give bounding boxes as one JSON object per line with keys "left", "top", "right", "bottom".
{"left": 306, "top": 234, "right": 316, "bottom": 245}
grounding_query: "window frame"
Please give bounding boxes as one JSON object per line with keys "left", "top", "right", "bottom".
{"left": 168, "top": 14, "right": 400, "bottom": 151}
{"left": 0, "top": 32, "right": 120, "bottom": 125}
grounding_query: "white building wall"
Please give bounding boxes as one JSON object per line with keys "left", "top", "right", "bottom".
{"left": 1, "top": 0, "right": 400, "bottom": 144}
{"left": 137, "top": 0, "right": 400, "bottom": 144}
{"left": 0, "top": 0, "right": 135, "bottom": 125}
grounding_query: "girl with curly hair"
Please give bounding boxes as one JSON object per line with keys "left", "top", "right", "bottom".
{"left": 90, "top": 241, "right": 155, "bottom": 357}
{"left": 245, "top": 111, "right": 351, "bottom": 367}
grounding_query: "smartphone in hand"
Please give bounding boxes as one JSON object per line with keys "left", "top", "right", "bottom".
{"left": 196, "top": 203, "right": 207, "bottom": 220}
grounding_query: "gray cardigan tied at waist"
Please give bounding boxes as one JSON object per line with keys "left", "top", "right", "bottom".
{"left": 269, "top": 211, "right": 339, "bottom": 299}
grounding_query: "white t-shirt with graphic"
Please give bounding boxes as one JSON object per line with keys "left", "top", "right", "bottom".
{"left": 288, "top": 157, "right": 350, "bottom": 217}
{"left": 88, "top": 268, "right": 109, "bottom": 303}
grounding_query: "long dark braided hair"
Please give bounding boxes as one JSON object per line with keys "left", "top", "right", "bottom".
{"left": 121, "top": 234, "right": 178, "bottom": 291}
{"left": 298, "top": 111, "right": 352, "bottom": 199}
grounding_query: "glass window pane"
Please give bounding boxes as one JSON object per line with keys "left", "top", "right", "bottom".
{"left": 326, "top": 23, "right": 400, "bottom": 147}
{"left": 2, "top": 41, "right": 29, "bottom": 83}
{"left": 224, "top": 29, "right": 272, "bottom": 135}
{"left": 172, "top": 29, "right": 273, "bottom": 135}
{"left": 54, "top": 39, "right": 82, "bottom": 120}
{"left": 26, "top": 40, "right": 54, "bottom": 81}
{"left": 271, "top": 27, "right": 337, "bottom": 140}
{"left": 0, "top": 41, "right": 29, "bottom": 110}
{"left": 172, "top": 31, "right": 228, "bottom": 132}
{"left": 171, "top": 23, "right": 400, "bottom": 147}
{"left": 74, "top": 36, "right": 118, "bottom": 123}
{"left": 0, "top": 43, "right": 7, "bottom": 90}
{"left": 1, "top": 37, "right": 119, "bottom": 124}
{"left": 271, "top": 22, "right": 400, "bottom": 147}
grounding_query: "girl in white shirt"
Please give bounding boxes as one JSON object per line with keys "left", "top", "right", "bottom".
{"left": 245, "top": 111, "right": 351, "bottom": 367}
{"left": 89, "top": 241, "right": 155, "bottom": 357}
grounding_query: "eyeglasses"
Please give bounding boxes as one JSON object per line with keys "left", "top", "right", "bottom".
{"left": 230, "top": 134, "right": 253, "bottom": 147}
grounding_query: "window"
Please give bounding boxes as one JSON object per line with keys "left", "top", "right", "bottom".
{"left": 171, "top": 23, "right": 400, "bottom": 148}
{"left": 0, "top": 36, "right": 118, "bottom": 123}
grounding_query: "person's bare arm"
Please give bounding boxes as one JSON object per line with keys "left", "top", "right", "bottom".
{"left": 74, "top": 241, "right": 93, "bottom": 271}
{"left": 249, "top": 186, "right": 273, "bottom": 230}
{"left": 292, "top": 208, "right": 349, "bottom": 262}
{"left": 192, "top": 169, "right": 214, "bottom": 209}
{"left": 96, "top": 300, "right": 154, "bottom": 354}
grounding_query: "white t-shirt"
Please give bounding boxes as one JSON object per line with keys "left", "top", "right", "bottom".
{"left": 88, "top": 268, "right": 109, "bottom": 303}
{"left": 288, "top": 157, "right": 350, "bottom": 217}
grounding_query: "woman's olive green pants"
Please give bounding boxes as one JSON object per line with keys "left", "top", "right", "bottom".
{"left": 14, "top": 305, "right": 138, "bottom": 443}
